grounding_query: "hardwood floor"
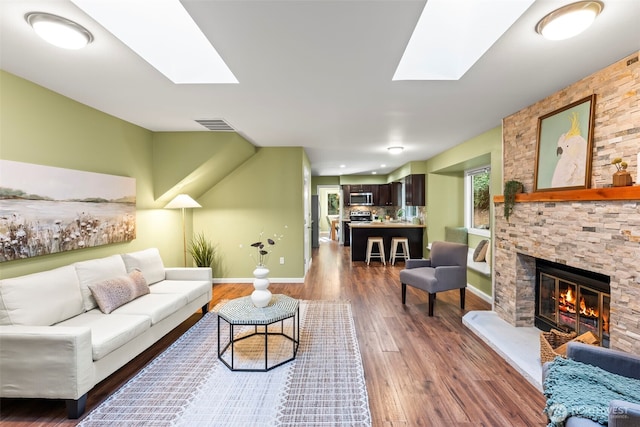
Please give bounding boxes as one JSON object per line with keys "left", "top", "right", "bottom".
{"left": 0, "top": 241, "right": 547, "bottom": 426}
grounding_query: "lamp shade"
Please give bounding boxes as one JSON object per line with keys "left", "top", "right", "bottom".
{"left": 164, "top": 194, "right": 202, "bottom": 209}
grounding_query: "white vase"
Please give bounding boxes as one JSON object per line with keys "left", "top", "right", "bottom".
{"left": 251, "top": 266, "right": 272, "bottom": 308}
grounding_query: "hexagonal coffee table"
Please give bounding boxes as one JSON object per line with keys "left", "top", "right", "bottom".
{"left": 217, "top": 294, "right": 300, "bottom": 371}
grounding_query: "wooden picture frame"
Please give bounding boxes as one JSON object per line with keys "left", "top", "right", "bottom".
{"left": 534, "top": 94, "right": 596, "bottom": 192}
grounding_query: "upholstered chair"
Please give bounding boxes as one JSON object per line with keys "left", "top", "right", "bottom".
{"left": 399, "top": 241, "right": 468, "bottom": 316}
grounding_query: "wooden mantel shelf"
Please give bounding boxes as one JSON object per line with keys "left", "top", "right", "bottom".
{"left": 493, "top": 185, "right": 640, "bottom": 203}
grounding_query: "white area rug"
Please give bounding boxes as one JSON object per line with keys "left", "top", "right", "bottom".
{"left": 78, "top": 300, "right": 371, "bottom": 426}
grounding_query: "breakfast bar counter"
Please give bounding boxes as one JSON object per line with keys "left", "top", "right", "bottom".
{"left": 349, "top": 222, "right": 425, "bottom": 262}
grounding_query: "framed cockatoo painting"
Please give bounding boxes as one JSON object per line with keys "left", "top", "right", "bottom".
{"left": 534, "top": 95, "right": 595, "bottom": 192}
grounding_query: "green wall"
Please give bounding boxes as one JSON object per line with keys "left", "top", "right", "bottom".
{"left": 0, "top": 70, "right": 186, "bottom": 278}
{"left": 152, "top": 131, "right": 256, "bottom": 203}
{"left": 193, "top": 147, "right": 306, "bottom": 280}
{"left": 423, "top": 126, "right": 503, "bottom": 297}
{"left": 311, "top": 176, "right": 340, "bottom": 195}
{"left": 0, "top": 71, "right": 307, "bottom": 281}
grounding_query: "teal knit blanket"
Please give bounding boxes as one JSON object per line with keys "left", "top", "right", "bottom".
{"left": 543, "top": 356, "right": 640, "bottom": 427}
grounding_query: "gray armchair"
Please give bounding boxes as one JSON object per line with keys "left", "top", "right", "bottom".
{"left": 399, "top": 241, "right": 468, "bottom": 316}
{"left": 542, "top": 342, "right": 640, "bottom": 427}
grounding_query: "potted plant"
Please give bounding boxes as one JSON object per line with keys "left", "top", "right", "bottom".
{"left": 611, "top": 157, "right": 632, "bottom": 187}
{"left": 503, "top": 180, "right": 523, "bottom": 221}
{"left": 188, "top": 232, "right": 215, "bottom": 268}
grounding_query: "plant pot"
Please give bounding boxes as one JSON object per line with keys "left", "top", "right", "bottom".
{"left": 613, "top": 171, "right": 632, "bottom": 187}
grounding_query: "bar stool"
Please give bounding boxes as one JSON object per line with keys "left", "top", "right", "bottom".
{"left": 366, "top": 237, "right": 386, "bottom": 266}
{"left": 390, "top": 237, "right": 410, "bottom": 265}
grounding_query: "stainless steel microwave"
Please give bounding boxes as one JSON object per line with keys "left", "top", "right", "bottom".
{"left": 349, "top": 192, "right": 373, "bottom": 206}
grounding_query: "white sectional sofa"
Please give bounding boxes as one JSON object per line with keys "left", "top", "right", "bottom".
{"left": 0, "top": 248, "right": 212, "bottom": 418}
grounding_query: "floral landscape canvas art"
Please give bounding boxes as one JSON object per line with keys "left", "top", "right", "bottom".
{"left": 0, "top": 160, "right": 136, "bottom": 262}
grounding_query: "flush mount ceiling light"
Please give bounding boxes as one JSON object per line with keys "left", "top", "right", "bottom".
{"left": 387, "top": 146, "right": 404, "bottom": 155}
{"left": 536, "top": 1, "right": 604, "bottom": 40}
{"left": 26, "top": 12, "right": 93, "bottom": 49}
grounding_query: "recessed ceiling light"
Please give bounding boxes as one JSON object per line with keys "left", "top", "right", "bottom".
{"left": 340, "top": 164, "right": 346, "bottom": 168}
{"left": 393, "top": 0, "right": 534, "bottom": 80}
{"left": 71, "top": 0, "right": 237, "bottom": 84}
{"left": 372, "top": 171, "right": 377, "bottom": 175}
{"left": 536, "top": 1, "right": 603, "bottom": 41}
{"left": 380, "top": 164, "right": 387, "bottom": 168}
{"left": 387, "top": 146, "right": 404, "bottom": 154}
{"left": 25, "top": 12, "right": 93, "bottom": 50}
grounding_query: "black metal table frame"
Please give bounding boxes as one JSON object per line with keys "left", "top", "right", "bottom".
{"left": 217, "top": 306, "right": 300, "bottom": 372}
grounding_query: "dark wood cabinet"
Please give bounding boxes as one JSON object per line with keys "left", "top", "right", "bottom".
{"left": 405, "top": 174, "right": 425, "bottom": 206}
{"left": 377, "top": 184, "right": 390, "bottom": 206}
{"left": 390, "top": 182, "right": 401, "bottom": 206}
{"left": 347, "top": 184, "right": 376, "bottom": 193}
{"left": 377, "top": 182, "right": 402, "bottom": 206}
{"left": 342, "top": 185, "right": 351, "bottom": 205}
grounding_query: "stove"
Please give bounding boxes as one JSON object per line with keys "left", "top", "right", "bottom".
{"left": 349, "top": 211, "right": 372, "bottom": 222}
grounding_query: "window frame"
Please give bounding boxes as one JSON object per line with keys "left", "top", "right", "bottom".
{"left": 464, "top": 166, "right": 491, "bottom": 237}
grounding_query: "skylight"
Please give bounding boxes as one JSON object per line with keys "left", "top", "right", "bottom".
{"left": 71, "top": 0, "right": 238, "bottom": 84}
{"left": 393, "top": 0, "right": 535, "bottom": 81}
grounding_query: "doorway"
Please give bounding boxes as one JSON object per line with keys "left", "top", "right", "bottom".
{"left": 317, "top": 185, "right": 342, "bottom": 243}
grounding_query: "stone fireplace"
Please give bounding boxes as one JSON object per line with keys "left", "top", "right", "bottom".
{"left": 494, "top": 52, "right": 640, "bottom": 355}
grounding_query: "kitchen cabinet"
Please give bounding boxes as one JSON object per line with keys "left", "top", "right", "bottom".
{"left": 377, "top": 182, "right": 402, "bottom": 206}
{"left": 343, "top": 221, "right": 351, "bottom": 246}
{"left": 348, "top": 184, "right": 374, "bottom": 193}
{"left": 342, "top": 185, "right": 351, "bottom": 205}
{"left": 405, "top": 174, "right": 425, "bottom": 206}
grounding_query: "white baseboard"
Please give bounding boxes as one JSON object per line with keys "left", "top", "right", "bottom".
{"left": 466, "top": 283, "right": 493, "bottom": 304}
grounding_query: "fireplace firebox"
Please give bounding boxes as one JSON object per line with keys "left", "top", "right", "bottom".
{"left": 535, "top": 259, "right": 610, "bottom": 348}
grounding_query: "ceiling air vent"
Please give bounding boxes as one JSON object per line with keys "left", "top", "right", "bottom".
{"left": 195, "top": 119, "right": 235, "bottom": 131}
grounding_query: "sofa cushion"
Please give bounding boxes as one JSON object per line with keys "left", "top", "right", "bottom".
{"left": 121, "top": 248, "right": 165, "bottom": 285}
{"left": 74, "top": 254, "right": 128, "bottom": 311}
{"left": 88, "top": 270, "right": 150, "bottom": 314}
{"left": 149, "top": 280, "right": 212, "bottom": 303}
{"left": 0, "top": 265, "right": 83, "bottom": 326}
{"left": 55, "top": 310, "right": 151, "bottom": 361}
{"left": 111, "top": 293, "right": 188, "bottom": 325}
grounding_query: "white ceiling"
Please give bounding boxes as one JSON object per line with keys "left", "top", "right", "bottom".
{"left": 1, "top": 0, "right": 639, "bottom": 176}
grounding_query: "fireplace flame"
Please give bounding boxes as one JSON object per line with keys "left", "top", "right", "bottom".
{"left": 579, "top": 297, "right": 598, "bottom": 317}
{"left": 559, "top": 288, "right": 599, "bottom": 318}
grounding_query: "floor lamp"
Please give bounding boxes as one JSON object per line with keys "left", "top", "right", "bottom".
{"left": 164, "top": 194, "right": 202, "bottom": 267}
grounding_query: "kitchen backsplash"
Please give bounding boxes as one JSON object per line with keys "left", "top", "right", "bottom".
{"left": 344, "top": 206, "right": 426, "bottom": 223}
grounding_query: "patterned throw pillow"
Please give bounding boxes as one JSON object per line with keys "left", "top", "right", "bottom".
{"left": 473, "top": 240, "right": 489, "bottom": 262}
{"left": 88, "top": 270, "right": 150, "bottom": 314}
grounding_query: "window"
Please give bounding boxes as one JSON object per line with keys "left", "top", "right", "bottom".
{"left": 465, "top": 166, "right": 491, "bottom": 235}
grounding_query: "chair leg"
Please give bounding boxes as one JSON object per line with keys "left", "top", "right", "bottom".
{"left": 428, "top": 293, "right": 435, "bottom": 316}
{"left": 460, "top": 288, "right": 466, "bottom": 309}
{"left": 401, "top": 283, "right": 406, "bottom": 304}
